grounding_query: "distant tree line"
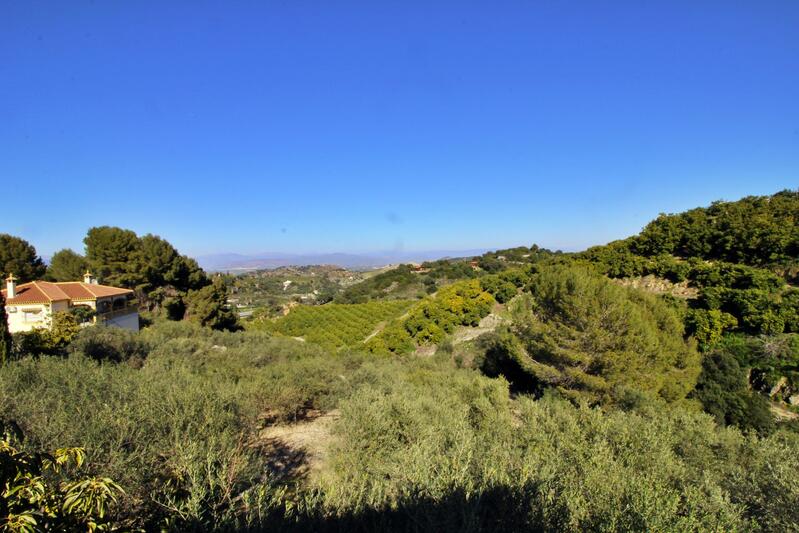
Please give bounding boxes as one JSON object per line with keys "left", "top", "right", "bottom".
{"left": 575, "top": 191, "right": 799, "bottom": 341}
{"left": 632, "top": 189, "right": 799, "bottom": 267}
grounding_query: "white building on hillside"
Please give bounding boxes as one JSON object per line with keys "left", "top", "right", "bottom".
{"left": 2, "top": 272, "right": 139, "bottom": 333}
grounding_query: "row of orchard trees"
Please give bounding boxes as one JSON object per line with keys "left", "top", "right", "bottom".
{"left": 0, "top": 228, "right": 237, "bottom": 332}
{"left": 263, "top": 300, "right": 415, "bottom": 349}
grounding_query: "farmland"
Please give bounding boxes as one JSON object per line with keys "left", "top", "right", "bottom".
{"left": 252, "top": 300, "right": 416, "bottom": 349}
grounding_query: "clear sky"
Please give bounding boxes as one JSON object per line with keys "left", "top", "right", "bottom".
{"left": 2, "top": 1, "right": 798, "bottom": 258}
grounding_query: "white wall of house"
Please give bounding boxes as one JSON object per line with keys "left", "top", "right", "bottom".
{"left": 5, "top": 303, "right": 49, "bottom": 333}
{"left": 6, "top": 300, "right": 73, "bottom": 333}
{"left": 4, "top": 292, "right": 139, "bottom": 334}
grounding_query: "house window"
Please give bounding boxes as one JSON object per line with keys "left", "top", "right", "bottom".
{"left": 22, "top": 309, "right": 43, "bottom": 322}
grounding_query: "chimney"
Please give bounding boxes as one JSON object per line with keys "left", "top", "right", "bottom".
{"left": 5, "top": 274, "right": 17, "bottom": 299}
{"left": 83, "top": 271, "right": 93, "bottom": 284}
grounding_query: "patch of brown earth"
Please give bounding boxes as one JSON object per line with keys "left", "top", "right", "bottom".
{"left": 257, "top": 410, "right": 340, "bottom": 482}
{"left": 453, "top": 313, "right": 508, "bottom": 344}
{"left": 770, "top": 403, "right": 799, "bottom": 421}
{"left": 614, "top": 275, "right": 699, "bottom": 299}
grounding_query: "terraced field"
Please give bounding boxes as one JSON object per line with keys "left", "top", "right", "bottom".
{"left": 263, "top": 300, "right": 415, "bottom": 349}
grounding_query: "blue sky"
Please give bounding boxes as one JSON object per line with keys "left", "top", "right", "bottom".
{"left": 2, "top": 1, "right": 798, "bottom": 258}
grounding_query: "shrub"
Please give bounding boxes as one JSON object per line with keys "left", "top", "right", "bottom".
{"left": 691, "top": 349, "right": 775, "bottom": 436}
{"left": 68, "top": 325, "right": 151, "bottom": 363}
{"left": 493, "top": 265, "right": 701, "bottom": 405}
{"left": 685, "top": 308, "right": 738, "bottom": 351}
{"left": 295, "top": 375, "right": 799, "bottom": 532}
{"left": 479, "top": 275, "right": 517, "bottom": 303}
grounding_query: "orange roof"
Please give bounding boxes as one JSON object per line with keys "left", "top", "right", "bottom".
{"left": 2, "top": 281, "right": 132, "bottom": 305}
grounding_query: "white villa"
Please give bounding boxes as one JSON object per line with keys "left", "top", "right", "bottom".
{"left": 2, "top": 272, "right": 139, "bottom": 333}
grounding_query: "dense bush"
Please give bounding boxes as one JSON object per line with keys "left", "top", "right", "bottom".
{"left": 335, "top": 266, "right": 419, "bottom": 303}
{"left": 712, "top": 334, "right": 799, "bottom": 403}
{"left": 575, "top": 192, "right": 799, "bottom": 338}
{"left": 479, "top": 272, "right": 521, "bottom": 303}
{"left": 697, "top": 286, "right": 799, "bottom": 334}
{"left": 478, "top": 244, "right": 561, "bottom": 272}
{"left": 293, "top": 377, "right": 799, "bottom": 532}
{"left": 579, "top": 243, "right": 798, "bottom": 336}
{"left": 685, "top": 308, "right": 738, "bottom": 351}
{"left": 0, "top": 323, "right": 372, "bottom": 530}
{"left": 421, "top": 259, "right": 478, "bottom": 280}
{"left": 2, "top": 320, "right": 798, "bottom": 531}
{"left": 691, "top": 349, "right": 775, "bottom": 436}
{"left": 10, "top": 311, "right": 82, "bottom": 358}
{"left": 0, "top": 421, "right": 125, "bottom": 531}
{"left": 481, "top": 265, "right": 701, "bottom": 405}
{"left": 68, "top": 325, "right": 152, "bottom": 363}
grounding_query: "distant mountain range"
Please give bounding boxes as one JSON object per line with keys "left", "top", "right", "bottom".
{"left": 197, "top": 249, "right": 490, "bottom": 272}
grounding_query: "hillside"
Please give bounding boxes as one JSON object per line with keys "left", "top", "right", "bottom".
{"left": 632, "top": 190, "right": 799, "bottom": 268}
{"left": 2, "top": 190, "right": 799, "bottom": 531}
{"left": 228, "top": 265, "right": 372, "bottom": 318}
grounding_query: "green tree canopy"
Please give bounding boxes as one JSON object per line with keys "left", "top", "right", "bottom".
{"left": 484, "top": 265, "right": 701, "bottom": 405}
{"left": 84, "top": 227, "right": 210, "bottom": 318}
{"left": 691, "top": 349, "right": 775, "bottom": 436}
{"left": 84, "top": 226, "right": 145, "bottom": 288}
{"left": 139, "top": 234, "right": 207, "bottom": 293}
{"left": 0, "top": 234, "right": 46, "bottom": 282}
{"left": 46, "top": 248, "right": 89, "bottom": 282}
{"left": 185, "top": 277, "right": 239, "bottom": 331}
{"left": 632, "top": 189, "right": 799, "bottom": 265}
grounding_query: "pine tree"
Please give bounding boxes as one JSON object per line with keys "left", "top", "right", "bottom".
{"left": 47, "top": 248, "right": 89, "bottom": 282}
{"left": 0, "top": 233, "right": 47, "bottom": 283}
{"left": 186, "top": 277, "right": 239, "bottom": 331}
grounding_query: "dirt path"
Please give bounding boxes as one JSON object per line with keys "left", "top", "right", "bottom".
{"left": 257, "top": 410, "right": 339, "bottom": 481}
{"left": 770, "top": 403, "right": 799, "bottom": 421}
{"left": 452, "top": 313, "right": 507, "bottom": 344}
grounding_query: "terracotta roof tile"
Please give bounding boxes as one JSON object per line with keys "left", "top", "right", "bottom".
{"left": 77, "top": 283, "right": 134, "bottom": 298}
{"left": 2, "top": 281, "right": 69, "bottom": 305}
{"left": 2, "top": 284, "right": 50, "bottom": 304}
{"left": 2, "top": 281, "right": 133, "bottom": 305}
{"left": 55, "top": 283, "right": 98, "bottom": 300}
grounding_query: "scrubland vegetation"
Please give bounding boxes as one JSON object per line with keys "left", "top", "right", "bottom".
{"left": 2, "top": 190, "right": 799, "bottom": 531}
{"left": 2, "top": 321, "right": 798, "bottom": 531}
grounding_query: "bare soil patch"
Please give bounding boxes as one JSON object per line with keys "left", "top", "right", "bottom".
{"left": 257, "top": 409, "right": 340, "bottom": 482}
{"left": 614, "top": 275, "right": 698, "bottom": 299}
